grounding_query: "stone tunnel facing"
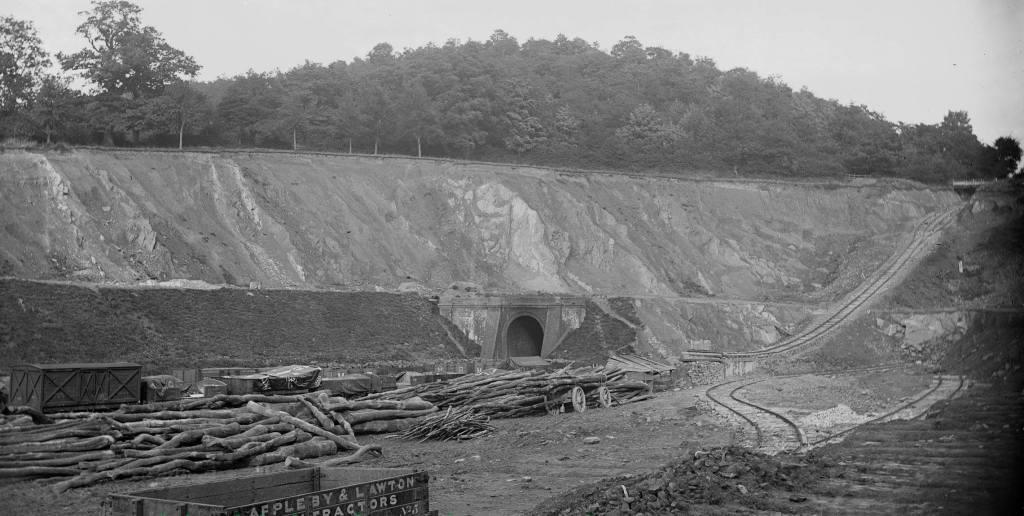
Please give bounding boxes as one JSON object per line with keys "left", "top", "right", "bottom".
{"left": 506, "top": 315, "right": 544, "bottom": 357}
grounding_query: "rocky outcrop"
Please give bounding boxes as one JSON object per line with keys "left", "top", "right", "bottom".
{"left": 876, "top": 311, "right": 971, "bottom": 359}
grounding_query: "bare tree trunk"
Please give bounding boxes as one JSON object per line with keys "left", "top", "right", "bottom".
{"left": 348, "top": 138, "right": 352, "bottom": 154}
{"left": 45, "top": 127, "right": 52, "bottom": 144}
{"left": 178, "top": 121, "right": 184, "bottom": 149}
{"left": 416, "top": 135, "right": 422, "bottom": 157}
{"left": 374, "top": 119, "right": 381, "bottom": 155}
{"left": 292, "top": 129, "right": 297, "bottom": 150}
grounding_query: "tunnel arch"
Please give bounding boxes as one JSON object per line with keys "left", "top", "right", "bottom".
{"left": 505, "top": 315, "right": 545, "bottom": 357}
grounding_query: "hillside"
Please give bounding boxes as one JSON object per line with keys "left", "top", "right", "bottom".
{"left": 0, "top": 148, "right": 960, "bottom": 357}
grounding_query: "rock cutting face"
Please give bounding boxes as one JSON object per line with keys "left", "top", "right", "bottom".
{"left": 0, "top": 150, "right": 960, "bottom": 358}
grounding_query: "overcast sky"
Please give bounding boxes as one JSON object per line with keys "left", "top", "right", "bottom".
{"left": 7, "top": 0, "right": 1023, "bottom": 143}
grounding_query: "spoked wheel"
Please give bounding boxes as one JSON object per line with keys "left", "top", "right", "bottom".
{"left": 570, "top": 386, "right": 587, "bottom": 413}
{"left": 597, "top": 386, "right": 612, "bottom": 408}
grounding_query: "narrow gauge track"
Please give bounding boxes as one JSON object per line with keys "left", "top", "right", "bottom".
{"left": 704, "top": 367, "right": 966, "bottom": 455}
{"left": 808, "top": 374, "right": 966, "bottom": 447}
{"left": 687, "top": 207, "right": 957, "bottom": 362}
{"left": 704, "top": 365, "right": 897, "bottom": 454}
{"left": 705, "top": 376, "right": 807, "bottom": 454}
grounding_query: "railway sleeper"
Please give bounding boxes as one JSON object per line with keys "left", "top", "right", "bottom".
{"left": 826, "top": 447, "right": 1013, "bottom": 461}
{"left": 808, "top": 479, "right": 1009, "bottom": 503}
{"left": 836, "top": 470, "right": 1011, "bottom": 489}
{"left": 839, "top": 459, "right": 1022, "bottom": 474}
{"left": 826, "top": 455, "right": 1021, "bottom": 469}
{"left": 798, "top": 495, "right": 936, "bottom": 516}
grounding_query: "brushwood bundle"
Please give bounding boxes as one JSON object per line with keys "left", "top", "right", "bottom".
{"left": 394, "top": 406, "right": 495, "bottom": 442}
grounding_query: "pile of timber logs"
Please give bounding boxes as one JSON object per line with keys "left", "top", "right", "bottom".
{"left": 602, "top": 368, "right": 658, "bottom": 404}
{"left": 0, "top": 391, "right": 438, "bottom": 491}
{"left": 361, "top": 366, "right": 654, "bottom": 418}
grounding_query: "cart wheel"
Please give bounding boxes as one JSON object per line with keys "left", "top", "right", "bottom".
{"left": 570, "top": 386, "right": 586, "bottom": 413}
{"left": 597, "top": 386, "right": 612, "bottom": 408}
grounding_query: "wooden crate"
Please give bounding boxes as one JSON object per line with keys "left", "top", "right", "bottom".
{"left": 102, "top": 467, "right": 435, "bottom": 516}
{"left": 200, "top": 367, "right": 260, "bottom": 380}
{"left": 170, "top": 368, "right": 201, "bottom": 394}
{"left": 9, "top": 363, "right": 141, "bottom": 412}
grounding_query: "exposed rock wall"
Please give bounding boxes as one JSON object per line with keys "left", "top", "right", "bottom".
{"left": 0, "top": 149, "right": 960, "bottom": 356}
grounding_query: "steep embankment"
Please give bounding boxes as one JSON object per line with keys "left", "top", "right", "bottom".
{"left": 0, "top": 278, "right": 472, "bottom": 372}
{"left": 0, "top": 149, "right": 960, "bottom": 356}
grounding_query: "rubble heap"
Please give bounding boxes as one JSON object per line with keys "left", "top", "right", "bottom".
{"left": 533, "top": 446, "right": 827, "bottom": 515}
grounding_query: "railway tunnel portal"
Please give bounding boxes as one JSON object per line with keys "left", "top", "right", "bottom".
{"left": 437, "top": 294, "right": 586, "bottom": 359}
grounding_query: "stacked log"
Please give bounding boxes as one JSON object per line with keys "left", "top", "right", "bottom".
{"left": 361, "top": 366, "right": 652, "bottom": 418}
{"left": 0, "top": 391, "right": 408, "bottom": 491}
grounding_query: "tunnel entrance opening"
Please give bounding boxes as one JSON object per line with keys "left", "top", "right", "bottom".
{"left": 506, "top": 316, "right": 544, "bottom": 357}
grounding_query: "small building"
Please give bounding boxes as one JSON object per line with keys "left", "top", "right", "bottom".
{"left": 605, "top": 353, "right": 675, "bottom": 392}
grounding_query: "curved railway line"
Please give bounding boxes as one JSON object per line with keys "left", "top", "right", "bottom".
{"left": 686, "top": 206, "right": 958, "bottom": 362}
{"left": 704, "top": 367, "right": 967, "bottom": 455}
{"left": 807, "top": 373, "right": 967, "bottom": 447}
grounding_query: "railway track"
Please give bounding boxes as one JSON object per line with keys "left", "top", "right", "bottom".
{"left": 807, "top": 374, "right": 967, "bottom": 447}
{"left": 704, "top": 367, "right": 966, "bottom": 455}
{"left": 686, "top": 206, "right": 958, "bottom": 362}
{"left": 705, "top": 376, "right": 808, "bottom": 454}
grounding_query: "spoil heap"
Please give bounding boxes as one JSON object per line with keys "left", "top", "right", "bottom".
{"left": 533, "top": 446, "right": 827, "bottom": 515}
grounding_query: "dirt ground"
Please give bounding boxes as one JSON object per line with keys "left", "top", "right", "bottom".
{"left": 347, "top": 388, "right": 735, "bottom": 515}
{"left": 741, "top": 367, "right": 933, "bottom": 413}
{"left": 0, "top": 368, "right": 951, "bottom": 516}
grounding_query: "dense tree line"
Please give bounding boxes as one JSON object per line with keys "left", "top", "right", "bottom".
{"left": 1, "top": 2, "right": 1020, "bottom": 182}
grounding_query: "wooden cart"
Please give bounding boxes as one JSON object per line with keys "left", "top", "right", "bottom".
{"left": 546, "top": 385, "right": 612, "bottom": 415}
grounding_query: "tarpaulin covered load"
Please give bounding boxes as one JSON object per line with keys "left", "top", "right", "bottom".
{"left": 321, "top": 374, "right": 372, "bottom": 396}
{"left": 223, "top": 365, "right": 322, "bottom": 394}
{"left": 321, "top": 373, "right": 396, "bottom": 396}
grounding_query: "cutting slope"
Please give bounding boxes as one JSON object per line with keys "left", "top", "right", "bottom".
{"left": 0, "top": 278, "right": 470, "bottom": 371}
{"left": 0, "top": 150, "right": 957, "bottom": 292}
{"left": 0, "top": 149, "right": 960, "bottom": 355}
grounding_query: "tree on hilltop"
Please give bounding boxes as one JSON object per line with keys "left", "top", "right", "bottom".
{"left": 980, "top": 136, "right": 1023, "bottom": 179}
{"left": 59, "top": 0, "right": 200, "bottom": 144}
{"left": 0, "top": 17, "right": 51, "bottom": 136}
{"left": 29, "top": 75, "right": 83, "bottom": 143}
